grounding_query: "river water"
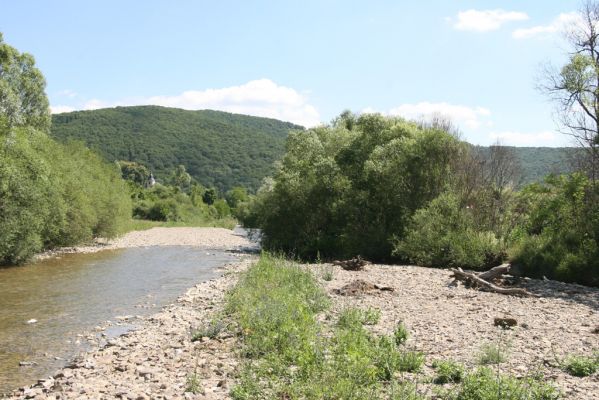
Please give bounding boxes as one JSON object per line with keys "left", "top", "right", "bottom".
{"left": 0, "top": 246, "right": 238, "bottom": 394}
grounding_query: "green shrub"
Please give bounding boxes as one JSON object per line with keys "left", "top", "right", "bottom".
{"left": 395, "top": 192, "right": 506, "bottom": 270}
{"left": 562, "top": 354, "right": 599, "bottom": 377}
{"left": 394, "top": 321, "right": 410, "bottom": 345}
{"left": 477, "top": 342, "right": 509, "bottom": 365}
{"left": 244, "top": 113, "right": 463, "bottom": 261}
{"left": 446, "top": 367, "right": 560, "bottom": 400}
{"left": 191, "top": 319, "right": 226, "bottom": 341}
{"left": 337, "top": 307, "right": 381, "bottom": 328}
{"left": 432, "top": 359, "right": 465, "bottom": 384}
{"left": 510, "top": 174, "right": 599, "bottom": 287}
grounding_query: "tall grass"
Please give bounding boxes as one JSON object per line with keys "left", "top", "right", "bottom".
{"left": 225, "top": 254, "right": 562, "bottom": 399}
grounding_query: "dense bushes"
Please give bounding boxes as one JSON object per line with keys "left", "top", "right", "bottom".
{"left": 0, "top": 129, "right": 131, "bottom": 264}
{"left": 509, "top": 174, "right": 599, "bottom": 286}
{"left": 0, "top": 34, "right": 131, "bottom": 264}
{"left": 395, "top": 192, "right": 506, "bottom": 270}
{"left": 244, "top": 112, "right": 599, "bottom": 286}
{"left": 242, "top": 114, "right": 463, "bottom": 260}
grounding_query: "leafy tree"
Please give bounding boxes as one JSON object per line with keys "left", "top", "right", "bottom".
{"left": 541, "top": 1, "right": 599, "bottom": 181}
{"left": 0, "top": 34, "right": 131, "bottom": 264}
{"left": 510, "top": 173, "right": 599, "bottom": 286}
{"left": 170, "top": 164, "right": 192, "bottom": 192}
{"left": 244, "top": 113, "right": 462, "bottom": 260}
{"left": 0, "top": 33, "right": 50, "bottom": 132}
{"left": 117, "top": 160, "right": 151, "bottom": 186}
{"left": 202, "top": 187, "right": 217, "bottom": 205}
{"left": 225, "top": 186, "right": 249, "bottom": 209}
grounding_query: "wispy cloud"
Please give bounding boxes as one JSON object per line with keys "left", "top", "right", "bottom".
{"left": 49, "top": 105, "right": 75, "bottom": 114}
{"left": 512, "top": 12, "right": 579, "bottom": 39}
{"left": 50, "top": 79, "right": 321, "bottom": 127}
{"left": 452, "top": 9, "right": 529, "bottom": 32}
{"left": 365, "top": 102, "right": 492, "bottom": 130}
{"left": 489, "top": 130, "right": 561, "bottom": 146}
{"left": 56, "top": 89, "right": 78, "bottom": 98}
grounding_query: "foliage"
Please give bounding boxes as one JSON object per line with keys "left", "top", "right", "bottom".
{"left": 0, "top": 35, "right": 132, "bottom": 264}
{"left": 394, "top": 192, "right": 507, "bottom": 270}
{"left": 444, "top": 367, "right": 560, "bottom": 400}
{"left": 50, "top": 106, "right": 303, "bottom": 192}
{"left": 477, "top": 341, "right": 509, "bottom": 365}
{"left": 227, "top": 254, "right": 431, "bottom": 399}
{"left": 561, "top": 353, "right": 599, "bottom": 377}
{"left": 432, "top": 359, "right": 464, "bottom": 384}
{"left": 510, "top": 173, "right": 599, "bottom": 286}
{"left": 0, "top": 33, "right": 50, "bottom": 132}
{"left": 185, "top": 373, "right": 202, "bottom": 394}
{"left": 117, "top": 160, "right": 151, "bottom": 187}
{"left": 243, "top": 113, "right": 463, "bottom": 260}
{"left": 394, "top": 322, "right": 410, "bottom": 346}
{"left": 0, "top": 129, "right": 131, "bottom": 264}
{"left": 191, "top": 319, "right": 226, "bottom": 341}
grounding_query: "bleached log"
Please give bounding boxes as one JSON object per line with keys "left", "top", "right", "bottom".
{"left": 450, "top": 267, "right": 537, "bottom": 297}
{"left": 478, "top": 263, "right": 511, "bottom": 282}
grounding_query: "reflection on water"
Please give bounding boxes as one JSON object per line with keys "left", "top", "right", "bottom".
{"left": 0, "top": 246, "right": 236, "bottom": 394}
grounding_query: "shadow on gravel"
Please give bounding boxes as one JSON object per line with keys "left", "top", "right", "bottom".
{"left": 520, "top": 278, "right": 599, "bottom": 311}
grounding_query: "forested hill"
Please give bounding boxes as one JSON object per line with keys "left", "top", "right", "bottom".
{"left": 51, "top": 106, "right": 303, "bottom": 192}
{"left": 51, "top": 106, "right": 578, "bottom": 191}
{"left": 474, "top": 145, "right": 579, "bottom": 185}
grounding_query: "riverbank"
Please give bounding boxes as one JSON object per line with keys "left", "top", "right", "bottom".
{"left": 9, "top": 257, "right": 599, "bottom": 399}
{"left": 35, "top": 227, "right": 255, "bottom": 261}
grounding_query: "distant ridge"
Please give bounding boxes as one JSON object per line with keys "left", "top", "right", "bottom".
{"left": 51, "top": 106, "right": 303, "bottom": 192}
{"left": 51, "top": 106, "right": 578, "bottom": 191}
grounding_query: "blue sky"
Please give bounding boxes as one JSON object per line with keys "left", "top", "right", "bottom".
{"left": 0, "top": 0, "right": 583, "bottom": 146}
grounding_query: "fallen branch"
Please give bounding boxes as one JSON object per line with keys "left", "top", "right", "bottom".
{"left": 450, "top": 267, "right": 537, "bottom": 297}
{"left": 478, "top": 263, "right": 511, "bottom": 282}
{"left": 332, "top": 256, "right": 371, "bottom": 271}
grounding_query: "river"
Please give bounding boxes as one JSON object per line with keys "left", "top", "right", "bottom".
{"left": 0, "top": 246, "right": 239, "bottom": 394}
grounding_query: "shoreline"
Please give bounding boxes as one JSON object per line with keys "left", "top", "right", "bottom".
{"left": 6, "top": 231, "right": 599, "bottom": 399}
{"left": 8, "top": 256, "right": 255, "bottom": 400}
{"left": 33, "top": 227, "right": 257, "bottom": 262}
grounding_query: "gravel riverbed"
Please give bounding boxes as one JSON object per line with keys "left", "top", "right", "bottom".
{"left": 8, "top": 231, "right": 599, "bottom": 399}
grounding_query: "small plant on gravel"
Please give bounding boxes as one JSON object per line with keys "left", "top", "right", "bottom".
{"left": 362, "top": 307, "right": 381, "bottom": 325}
{"left": 561, "top": 353, "right": 599, "bottom": 377}
{"left": 321, "top": 264, "right": 335, "bottom": 281}
{"left": 389, "top": 382, "right": 426, "bottom": 399}
{"left": 442, "top": 367, "right": 561, "bottom": 400}
{"left": 398, "top": 349, "right": 426, "bottom": 373}
{"left": 191, "top": 318, "right": 225, "bottom": 341}
{"left": 337, "top": 307, "right": 380, "bottom": 328}
{"left": 185, "top": 373, "right": 202, "bottom": 394}
{"left": 477, "top": 339, "right": 509, "bottom": 365}
{"left": 394, "top": 321, "right": 409, "bottom": 345}
{"left": 432, "top": 359, "right": 464, "bottom": 384}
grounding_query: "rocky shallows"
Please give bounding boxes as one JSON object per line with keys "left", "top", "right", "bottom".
{"left": 9, "top": 259, "right": 599, "bottom": 399}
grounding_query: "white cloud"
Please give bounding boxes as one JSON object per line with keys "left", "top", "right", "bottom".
{"left": 368, "top": 102, "right": 492, "bottom": 130}
{"left": 489, "top": 130, "right": 561, "bottom": 146}
{"left": 512, "top": 12, "right": 580, "bottom": 39}
{"left": 56, "top": 89, "right": 78, "bottom": 98}
{"left": 49, "top": 79, "right": 321, "bottom": 127}
{"left": 453, "top": 9, "right": 529, "bottom": 32}
{"left": 50, "top": 105, "right": 75, "bottom": 114}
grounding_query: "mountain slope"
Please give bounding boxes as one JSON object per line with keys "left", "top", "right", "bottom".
{"left": 51, "top": 106, "right": 580, "bottom": 191}
{"left": 51, "top": 106, "right": 303, "bottom": 192}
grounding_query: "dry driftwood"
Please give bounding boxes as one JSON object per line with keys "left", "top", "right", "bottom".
{"left": 332, "top": 256, "right": 371, "bottom": 271}
{"left": 478, "top": 263, "right": 511, "bottom": 282}
{"left": 450, "top": 266, "right": 537, "bottom": 297}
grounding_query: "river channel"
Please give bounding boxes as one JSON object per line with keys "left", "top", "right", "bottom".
{"left": 0, "top": 246, "right": 238, "bottom": 394}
